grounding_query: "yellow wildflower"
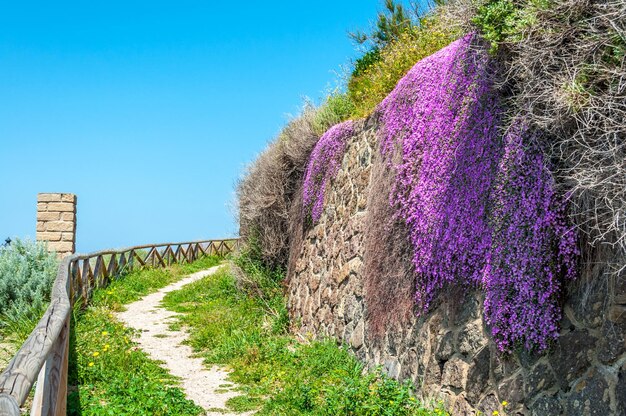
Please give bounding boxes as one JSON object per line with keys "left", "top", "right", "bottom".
{"left": 492, "top": 411, "right": 499, "bottom": 416}
{"left": 101, "top": 331, "right": 108, "bottom": 336}
{"left": 92, "top": 351, "right": 100, "bottom": 357}
{"left": 88, "top": 362, "right": 94, "bottom": 367}
{"left": 501, "top": 401, "right": 508, "bottom": 407}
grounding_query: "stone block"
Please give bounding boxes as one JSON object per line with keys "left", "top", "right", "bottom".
{"left": 61, "top": 194, "right": 76, "bottom": 203}
{"left": 36, "top": 221, "right": 46, "bottom": 232}
{"left": 36, "top": 211, "right": 60, "bottom": 221}
{"left": 457, "top": 321, "right": 487, "bottom": 357}
{"left": 597, "top": 321, "right": 625, "bottom": 364}
{"left": 616, "top": 363, "right": 626, "bottom": 416}
{"left": 47, "top": 202, "right": 75, "bottom": 212}
{"left": 548, "top": 329, "right": 597, "bottom": 389}
{"left": 37, "top": 232, "right": 62, "bottom": 242}
{"left": 466, "top": 347, "right": 490, "bottom": 403}
{"left": 435, "top": 331, "right": 454, "bottom": 362}
{"left": 60, "top": 212, "right": 75, "bottom": 221}
{"left": 497, "top": 372, "right": 525, "bottom": 405}
{"left": 45, "top": 221, "right": 74, "bottom": 232}
{"left": 38, "top": 193, "right": 62, "bottom": 202}
{"left": 350, "top": 321, "right": 364, "bottom": 349}
{"left": 48, "top": 241, "right": 74, "bottom": 253}
{"left": 61, "top": 232, "right": 75, "bottom": 242}
{"left": 37, "top": 202, "right": 48, "bottom": 211}
{"left": 442, "top": 356, "right": 469, "bottom": 389}
{"left": 564, "top": 368, "right": 611, "bottom": 415}
{"left": 530, "top": 395, "right": 563, "bottom": 416}
{"left": 608, "top": 305, "right": 626, "bottom": 326}
{"left": 525, "top": 362, "right": 556, "bottom": 400}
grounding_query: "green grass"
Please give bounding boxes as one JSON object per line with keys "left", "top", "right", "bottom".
{"left": 162, "top": 254, "right": 448, "bottom": 415}
{"left": 67, "top": 255, "right": 221, "bottom": 416}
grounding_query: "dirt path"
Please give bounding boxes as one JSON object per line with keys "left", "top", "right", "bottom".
{"left": 116, "top": 266, "right": 252, "bottom": 415}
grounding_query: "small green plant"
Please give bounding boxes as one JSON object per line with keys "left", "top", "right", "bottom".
{"left": 0, "top": 238, "right": 58, "bottom": 345}
{"left": 472, "top": 0, "right": 548, "bottom": 52}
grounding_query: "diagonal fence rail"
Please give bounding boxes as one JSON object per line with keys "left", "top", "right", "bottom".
{"left": 0, "top": 238, "right": 239, "bottom": 416}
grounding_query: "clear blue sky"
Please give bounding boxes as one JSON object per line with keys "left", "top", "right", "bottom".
{"left": 0, "top": 0, "right": 415, "bottom": 253}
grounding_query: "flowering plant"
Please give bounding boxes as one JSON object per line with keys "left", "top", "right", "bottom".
{"left": 303, "top": 120, "right": 355, "bottom": 222}
{"left": 377, "top": 33, "right": 578, "bottom": 351}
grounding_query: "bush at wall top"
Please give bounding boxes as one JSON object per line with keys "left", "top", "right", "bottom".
{"left": 347, "top": 14, "right": 460, "bottom": 118}
{"left": 0, "top": 238, "right": 58, "bottom": 324}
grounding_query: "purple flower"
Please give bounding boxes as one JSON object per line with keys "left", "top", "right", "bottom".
{"left": 377, "top": 33, "right": 578, "bottom": 352}
{"left": 303, "top": 120, "right": 355, "bottom": 222}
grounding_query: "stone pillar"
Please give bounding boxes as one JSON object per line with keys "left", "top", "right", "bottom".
{"left": 36, "top": 193, "right": 77, "bottom": 258}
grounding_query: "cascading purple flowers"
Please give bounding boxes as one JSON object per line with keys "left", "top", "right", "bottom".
{"left": 378, "top": 33, "right": 501, "bottom": 313}
{"left": 484, "top": 122, "right": 578, "bottom": 352}
{"left": 377, "top": 33, "right": 579, "bottom": 352}
{"left": 303, "top": 120, "right": 355, "bottom": 222}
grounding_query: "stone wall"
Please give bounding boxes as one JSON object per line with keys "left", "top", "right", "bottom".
{"left": 287, "top": 120, "right": 626, "bottom": 415}
{"left": 36, "top": 193, "right": 77, "bottom": 258}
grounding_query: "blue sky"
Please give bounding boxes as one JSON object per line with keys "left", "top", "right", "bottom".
{"left": 0, "top": 1, "right": 415, "bottom": 252}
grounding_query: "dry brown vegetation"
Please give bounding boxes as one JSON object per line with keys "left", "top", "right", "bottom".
{"left": 237, "top": 106, "right": 321, "bottom": 270}
{"left": 363, "top": 134, "right": 416, "bottom": 338}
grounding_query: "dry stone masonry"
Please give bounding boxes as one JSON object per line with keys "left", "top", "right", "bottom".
{"left": 287, "top": 119, "right": 626, "bottom": 415}
{"left": 36, "top": 193, "right": 77, "bottom": 258}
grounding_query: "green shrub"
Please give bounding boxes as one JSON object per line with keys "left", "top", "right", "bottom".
{"left": 472, "top": 0, "right": 545, "bottom": 52}
{"left": 311, "top": 92, "right": 356, "bottom": 136}
{"left": 0, "top": 239, "right": 58, "bottom": 326}
{"left": 347, "top": 16, "right": 460, "bottom": 117}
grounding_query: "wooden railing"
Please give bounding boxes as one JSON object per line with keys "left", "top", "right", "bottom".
{"left": 0, "top": 238, "right": 239, "bottom": 416}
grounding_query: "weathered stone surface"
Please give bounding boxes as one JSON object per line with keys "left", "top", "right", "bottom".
{"left": 529, "top": 395, "right": 563, "bottom": 416}
{"left": 616, "top": 364, "right": 626, "bottom": 416}
{"left": 477, "top": 394, "right": 499, "bottom": 415}
{"left": 457, "top": 321, "right": 486, "bottom": 357}
{"left": 525, "top": 362, "right": 555, "bottom": 400}
{"left": 37, "top": 193, "right": 77, "bottom": 258}
{"left": 45, "top": 220, "right": 74, "bottom": 232}
{"left": 466, "top": 347, "right": 490, "bottom": 403}
{"left": 47, "top": 202, "right": 76, "bottom": 212}
{"left": 36, "top": 211, "right": 60, "bottom": 221}
{"left": 564, "top": 369, "right": 611, "bottom": 415}
{"left": 435, "top": 331, "right": 454, "bottom": 362}
{"left": 442, "top": 356, "right": 469, "bottom": 390}
{"left": 286, "top": 119, "right": 625, "bottom": 416}
{"left": 450, "top": 395, "right": 474, "bottom": 416}
{"left": 350, "top": 321, "right": 364, "bottom": 349}
{"left": 498, "top": 372, "right": 525, "bottom": 406}
{"left": 48, "top": 241, "right": 74, "bottom": 253}
{"left": 608, "top": 304, "right": 626, "bottom": 326}
{"left": 61, "top": 232, "right": 75, "bottom": 242}
{"left": 597, "top": 321, "right": 625, "bottom": 364}
{"left": 548, "top": 330, "right": 597, "bottom": 389}
{"left": 36, "top": 232, "right": 62, "bottom": 242}
{"left": 60, "top": 212, "right": 75, "bottom": 221}
{"left": 60, "top": 193, "right": 76, "bottom": 203}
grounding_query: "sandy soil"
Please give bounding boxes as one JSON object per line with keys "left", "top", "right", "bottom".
{"left": 116, "top": 266, "right": 253, "bottom": 415}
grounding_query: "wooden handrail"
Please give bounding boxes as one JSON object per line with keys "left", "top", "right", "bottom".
{"left": 0, "top": 238, "right": 240, "bottom": 415}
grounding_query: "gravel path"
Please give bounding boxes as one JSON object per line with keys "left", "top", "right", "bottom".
{"left": 116, "top": 266, "right": 252, "bottom": 415}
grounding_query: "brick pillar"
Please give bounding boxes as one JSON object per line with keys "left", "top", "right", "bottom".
{"left": 36, "top": 193, "right": 77, "bottom": 258}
